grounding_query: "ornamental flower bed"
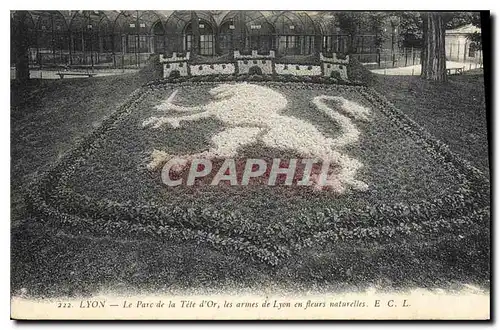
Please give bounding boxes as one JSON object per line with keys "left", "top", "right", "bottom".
{"left": 27, "top": 79, "right": 490, "bottom": 266}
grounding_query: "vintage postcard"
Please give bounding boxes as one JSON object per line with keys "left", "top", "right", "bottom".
{"left": 10, "top": 9, "right": 490, "bottom": 320}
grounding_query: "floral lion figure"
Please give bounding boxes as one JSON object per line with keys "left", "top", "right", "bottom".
{"left": 142, "top": 82, "right": 372, "bottom": 193}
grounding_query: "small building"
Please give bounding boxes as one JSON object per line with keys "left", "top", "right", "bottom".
{"left": 445, "top": 24, "right": 482, "bottom": 63}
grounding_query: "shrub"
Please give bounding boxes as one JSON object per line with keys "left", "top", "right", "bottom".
{"left": 138, "top": 54, "right": 163, "bottom": 81}
{"left": 347, "top": 57, "right": 378, "bottom": 87}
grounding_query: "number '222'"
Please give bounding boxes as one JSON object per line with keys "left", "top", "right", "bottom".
{"left": 57, "top": 302, "right": 72, "bottom": 308}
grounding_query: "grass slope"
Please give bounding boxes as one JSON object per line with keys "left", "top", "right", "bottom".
{"left": 11, "top": 73, "right": 150, "bottom": 227}
{"left": 372, "top": 70, "right": 489, "bottom": 173}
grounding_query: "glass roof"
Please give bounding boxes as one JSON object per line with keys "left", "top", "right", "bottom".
{"left": 15, "top": 10, "right": 336, "bottom": 35}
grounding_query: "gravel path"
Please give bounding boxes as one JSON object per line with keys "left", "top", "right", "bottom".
{"left": 370, "top": 61, "right": 483, "bottom": 76}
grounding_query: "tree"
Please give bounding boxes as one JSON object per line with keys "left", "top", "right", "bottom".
{"left": 467, "top": 31, "right": 482, "bottom": 50}
{"left": 446, "top": 11, "right": 480, "bottom": 29}
{"left": 190, "top": 11, "right": 200, "bottom": 57}
{"left": 335, "top": 12, "right": 390, "bottom": 53}
{"left": 421, "top": 12, "right": 447, "bottom": 81}
{"left": 335, "top": 12, "right": 359, "bottom": 53}
{"left": 398, "top": 12, "right": 423, "bottom": 48}
{"left": 370, "top": 12, "right": 392, "bottom": 49}
{"left": 392, "top": 11, "right": 481, "bottom": 81}
{"left": 335, "top": 12, "right": 371, "bottom": 53}
{"left": 11, "top": 11, "right": 30, "bottom": 83}
{"left": 465, "top": 12, "right": 482, "bottom": 50}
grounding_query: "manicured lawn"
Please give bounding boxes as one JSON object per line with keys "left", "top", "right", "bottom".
{"left": 11, "top": 73, "right": 150, "bottom": 227}
{"left": 11, "top": 72, "right": 490, "bottom": 298}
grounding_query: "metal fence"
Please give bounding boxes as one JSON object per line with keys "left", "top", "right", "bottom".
{"left": 30, "top": 49, "right": 154, "bottom": 70}
{"left": 20, "top": 38, "right": 485, "bottom": 76}
{"left": 359, "top": 42, "right": 483, "bottom": 71}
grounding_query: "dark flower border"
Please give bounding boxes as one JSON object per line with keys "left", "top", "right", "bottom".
{"left": 26, "top": 81, "right": 490, "bottom": 266}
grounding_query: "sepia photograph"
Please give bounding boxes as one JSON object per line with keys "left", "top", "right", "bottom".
{"left": 10, "top": 8, "right": 491, "bottom": 320}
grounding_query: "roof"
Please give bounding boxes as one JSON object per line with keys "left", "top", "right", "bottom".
{"left": 446, "top": 24, "right": 481, "bottom": 35}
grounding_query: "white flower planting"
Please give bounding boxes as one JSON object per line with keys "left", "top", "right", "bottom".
{"left": 190, "top": 63, "right": 236, "bottom": 76}
{"left": 233, "top": 50, "right": 276, "bottom": 59}
{"left": 163, "top": 62, "right": 189, "bottom": 78}
{"left": 160, "top": 52, "right": 191, "bottom": 78}
{"left": 275, "top": 64, "right": 322, "bottom": 76}
{"left": 319, "top": 52, "right": 349, "bottom": 64}
{"left": 319, "top": 52, "right": 350, "bottom": 80}
{"left": 237, "top": 60, "right": 273, "bottom": 75}
{"left": 143, "top": 83, "right": 372, "bottom": 193}
{"left": 312, "top": 95, "right": 371, "bottom": 147}
{"left": 233, "top": 50, "right": 275, "bottom": 75}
